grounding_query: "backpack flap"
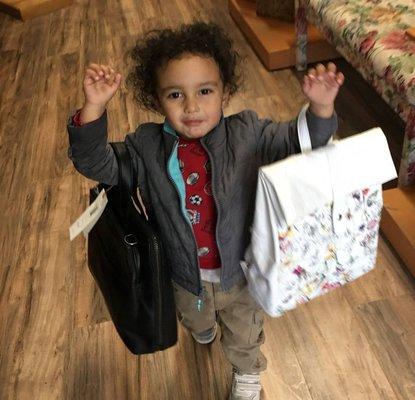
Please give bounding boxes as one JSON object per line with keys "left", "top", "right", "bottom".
{"left": 261, "top": 127, "right": 397, "bottom": 229}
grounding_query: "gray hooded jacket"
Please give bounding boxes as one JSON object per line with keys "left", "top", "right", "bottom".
{"left": 67, "top": 107, "right": 337, "bottom": 296}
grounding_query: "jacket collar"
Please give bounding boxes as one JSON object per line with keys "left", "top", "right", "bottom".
{"left": 163, "top": 120, "right": 177, "bottom": 137}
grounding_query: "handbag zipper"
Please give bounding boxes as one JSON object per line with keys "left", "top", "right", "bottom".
{"left": 148, "top": 234, "right": 164, "bottom": 346}
{"left": 129, "top": 191, "right": 165, "bottom": 345}
{"left": 125, "top": 228, "right": 164, "bottom": 346}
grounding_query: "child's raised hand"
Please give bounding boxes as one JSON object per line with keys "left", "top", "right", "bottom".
{"left": 83, "top": 63, "right": 122, "bottom": 107}
{"left": 302, "top": 62, "right": 344, "bottom": 116}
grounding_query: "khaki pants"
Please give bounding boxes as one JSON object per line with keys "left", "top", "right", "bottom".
{"left": 172, "top": 279, "right": 267, "bottom": 374}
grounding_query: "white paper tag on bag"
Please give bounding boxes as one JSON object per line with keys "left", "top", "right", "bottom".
{"left": 69, "top": 189, "right": 108, "bottom": 241}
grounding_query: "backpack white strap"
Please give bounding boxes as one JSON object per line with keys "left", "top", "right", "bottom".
{"left": 297, "top": 103, "right": 312, "bottom": 153}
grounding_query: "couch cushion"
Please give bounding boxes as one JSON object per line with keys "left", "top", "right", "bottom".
{"left": 304, "top": 0, "right": 415, "bottom": 107}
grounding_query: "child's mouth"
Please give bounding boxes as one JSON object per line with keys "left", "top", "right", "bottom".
{"left": 183, "top": 119, "right": 203, "bottom": 126}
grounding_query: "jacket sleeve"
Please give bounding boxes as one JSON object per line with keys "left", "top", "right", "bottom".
{"left": 247, "top": 104, "right": 338, "bottom": 165}
{"left": 67, "top": 109, "right": 145, "bottom": 186}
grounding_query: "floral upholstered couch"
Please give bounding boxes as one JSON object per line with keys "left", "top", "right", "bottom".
{"left": 295, "top": 0, "right": 415, "bottom": 186}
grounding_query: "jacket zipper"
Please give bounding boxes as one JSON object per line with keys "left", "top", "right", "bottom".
{"left": 200, "top": 141, "right": 224, "bottom": 287}
{"left": 167, "top": 140, "right": 203, "bottom": 297}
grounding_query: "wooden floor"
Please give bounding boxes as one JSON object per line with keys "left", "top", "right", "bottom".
{"left": 1, "top": 0, "right": 414, "bottom": 399}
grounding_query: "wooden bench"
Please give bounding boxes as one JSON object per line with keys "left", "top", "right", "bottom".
{"left": 0, "top": 0, "right": 73, "bottom": 21}
{"left": 229, "top": 0, "right": 339, "bottom": 70}
{"left": 381, "top": 187, "right": 415, "bottom": 277}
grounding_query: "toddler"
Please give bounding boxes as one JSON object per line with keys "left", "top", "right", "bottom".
{"left": 67, "top": 22, "right": 344, "bottom": 400}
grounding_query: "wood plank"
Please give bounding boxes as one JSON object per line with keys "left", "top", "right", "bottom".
{"left": 356, "top": 296, "right": 415, "bottom": 399}
{"left": 285, "top": 289, "right": 397, "bottom": 399}
{"left": 261, "top": 315, "right": 313, "bottom": 400}
{"left": 138, "top": 325, "right": 229, "bottom": 400}
{"left": 0, "top": 231, "right": 71, "bottom": 399}
{"left": 65, "top": 321, "right": 140, "bottom": 400}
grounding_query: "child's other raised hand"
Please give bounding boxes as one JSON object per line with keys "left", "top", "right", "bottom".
{"left": 83, "top": 63, "right": 122, "bottom": 107}
{"left": 302, "top": 62, "right": 344, "bottom": 118}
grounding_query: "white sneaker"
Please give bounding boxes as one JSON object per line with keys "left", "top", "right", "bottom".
{"left": 191, "top": 322, "right": 218, "bottom": 344}
{"left": 229, "top": 369, "right": 262, "bottom": 400}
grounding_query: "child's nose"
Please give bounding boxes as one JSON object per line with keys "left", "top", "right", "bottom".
{"left": 184, "top": 98, "right": 199, "bottom": 113}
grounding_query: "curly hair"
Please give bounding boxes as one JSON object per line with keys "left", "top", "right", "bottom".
{"left": 125, "top": 22, "right": 243, "bottom": 113}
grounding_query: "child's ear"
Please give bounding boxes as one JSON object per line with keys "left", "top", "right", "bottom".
{"left": 222, "top": 86, "right": 230, "bottom": 108}
{"left": 153, "top": 97, "right": 165, "bottom": 115}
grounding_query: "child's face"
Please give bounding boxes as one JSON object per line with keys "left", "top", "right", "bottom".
{"left": 156, "top": 54, "right": 229, "bottom": 140}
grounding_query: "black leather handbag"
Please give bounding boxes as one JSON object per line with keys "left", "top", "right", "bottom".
{"left": 87, "top": 142, "right": 177, "bottom": 354}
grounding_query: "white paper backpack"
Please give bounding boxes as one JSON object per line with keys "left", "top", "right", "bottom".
{"left": 241, "top": 105, "right": 397, "bottom": 317}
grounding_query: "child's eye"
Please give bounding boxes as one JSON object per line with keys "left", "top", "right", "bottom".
{"left": 167, "top": 92, "right": 182, "bottom": 99}
{"left": 200, "top": 88, "right": 212, "bottom": 95}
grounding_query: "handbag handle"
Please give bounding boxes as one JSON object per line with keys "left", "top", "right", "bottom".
{"left": 297, "top": 103, "right": 312, "bottom": 153}
{"left": 109, "top": 142, "right": 135, "bottom": 225}
{"left": 110, "top": 142, "right": 134, "bottom": 194}
{"left": 110, "top": 141, "right": 150, "bottom": 222}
